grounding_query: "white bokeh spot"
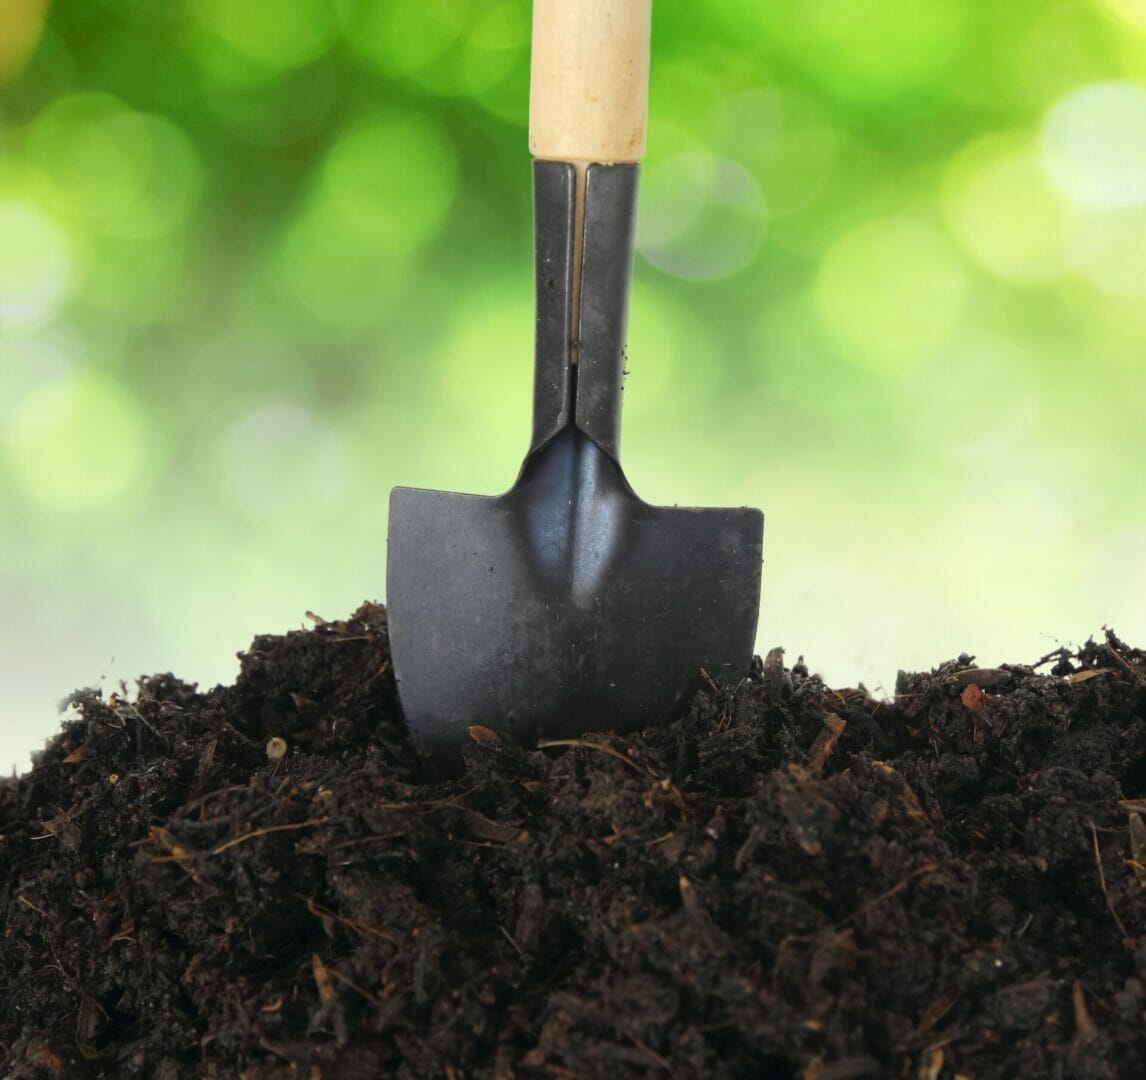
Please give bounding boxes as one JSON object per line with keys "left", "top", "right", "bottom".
{"left": 0, "top": 202, "right": 74, "bottom": 329}
{"left": 219, "top": 402, "right": 348, "bottom": 520}
{"left": 1041, "top": 81, "right": 1146, "bottom": 209}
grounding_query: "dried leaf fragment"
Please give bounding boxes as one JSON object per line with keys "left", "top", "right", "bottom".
{"left": 1069, "top": 667, "right": 1114, "bottom": 684}
{"left": 961, "top": 683, "right": 985, "bottom": 714}
{"left": 312, "top": 953, "right": 335, "bottom": 1004}
{"left": 467, "top": 725, "right": 500, "bottom": 747}
{"left": 448, "top": 806, "right": 528, "bottom": 846}
{"left": 808, "top": 713, "right": 847, "bottom": 775}
{"left": 1073, "top": 980, "right": 1098, "bottom": 1045}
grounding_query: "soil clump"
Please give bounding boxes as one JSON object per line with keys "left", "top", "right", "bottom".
{"left": 3, "top": 603, "right": 1145, "bottom": 1078}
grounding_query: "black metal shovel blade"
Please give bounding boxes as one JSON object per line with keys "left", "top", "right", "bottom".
{"left": 388, "top": 428, "right": 763, "bottom": 773}
{"left": 388, "top": 160, "right": 763, "bottom": 773}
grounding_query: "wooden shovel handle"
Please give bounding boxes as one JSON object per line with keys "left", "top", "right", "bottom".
{"left": 529, "top": 0, "right": 652, "bottom": 164}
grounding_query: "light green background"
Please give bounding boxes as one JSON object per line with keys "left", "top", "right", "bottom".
{"left": 3, "top": 0, "right": 1146, "bottom": 772}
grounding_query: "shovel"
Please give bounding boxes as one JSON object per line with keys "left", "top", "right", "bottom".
{"left": 387, "top": 0, "right": 764, "bottom": 774}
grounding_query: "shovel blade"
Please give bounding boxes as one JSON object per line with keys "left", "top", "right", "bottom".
{"left": 387, "top": 432, "right": 763, "bottom": 773}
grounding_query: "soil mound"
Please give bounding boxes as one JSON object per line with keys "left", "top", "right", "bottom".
{"left": 3, "top": 603, "right": 1145, "bottom": 1077}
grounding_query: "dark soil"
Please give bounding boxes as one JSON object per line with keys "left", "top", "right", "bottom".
{"left": 3, "top": 603, "right": 1146, "bottom": 1078}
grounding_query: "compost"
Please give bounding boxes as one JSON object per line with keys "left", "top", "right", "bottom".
{"left": 2, "top": 603, "right": 1145, "bottom": 1078}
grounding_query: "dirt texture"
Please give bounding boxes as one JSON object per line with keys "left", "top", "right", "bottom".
{"left": 2, "top": 602, "right": 1146, "bottom": 1078}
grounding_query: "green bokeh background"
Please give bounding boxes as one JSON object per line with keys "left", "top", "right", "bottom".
{"left": 3, "top": 0, "right": 1146, "bottom": 771}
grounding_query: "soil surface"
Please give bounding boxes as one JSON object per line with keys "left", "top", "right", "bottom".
{"left": 3, "top": 603, "right": 1146, "bottom": 1078}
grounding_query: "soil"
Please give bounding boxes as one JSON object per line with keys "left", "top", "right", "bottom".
{"left": 2, "top": 602, "right": 1146, "bottom": 1079}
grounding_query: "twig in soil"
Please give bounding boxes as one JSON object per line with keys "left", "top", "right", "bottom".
{"left": 17, "top": 894, "right": 45, "bottom": 916}
{"left": 1089, "top": 819, "right": 1129, "bottom": 940}
{"left": 1128, "top": 814, "right": 1146, "bottom": 888}
{"left": 762, "top": 647, "right": 788, "bottom": 702}
{"left": 807, "top": 713, "right": 847, "bottom": 775}
{"left": 374, "top": 787, "right": 477, "bottom": 813}
{"left": 1105, "top": 644, "right": 1146, "bottom": 687}
{"left": 303, "top": 896, "right": 402, "bottom": 948}
{"left": 536, "top": 738, "right": 650, "bottom": 777}
{"left": 914, "top": 991, "right": 958, "bottom": 1034}
{"left": 734, "top": 825, "right": 764, "bottom": 873}
{"left": 803, "top": 1055, "right": 882, "bottom": 1080}
{"left": 256, "top": 1036, "right": 297, "bottom": 1064}
{"left": 363, "top": 658, "right": 391, "bottom": 688}
{"left": 539, "top": 1065, "right": 590, "bottom": 1079}
{"left": 325, "top": 965, "right": 383, "bottom": 1006}
{"left": 629, "top": 1036, "right": 678, "bottom": 1076}
{"left": 838, "top": 861, "right": 941, "bottom": 928}
{"left": 499, "top": 924, "right": 527, "bottom": 963}
{"left": 120, "top": 701, "right": 162, "bottom": 739}
{"left": 211, "top": 817, "right": 329, "bottom": 855}
{"left": 919, "top": 1047, "right": 947, "bottom": 1080}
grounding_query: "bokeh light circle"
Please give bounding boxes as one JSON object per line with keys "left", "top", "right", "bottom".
{"left": 269, "top": 111, "right": 458, "bottom": 324}
{"left": 320, "top": 113, "right": 458, "bottom": 255}
{"left": 339, "top": 0, "right": 472, "bottom": 80}
{"left": 708, "top": 89, "right": 843, "bottom": 219}
{"left": 814, "top": 217, "right": 969, "bottom": 372}
{"left": 1096, "top": 0, "right": 1146, "bottom": 33}
{"left": 202, "top": 61, "right": 336, "bottom": 148}
{"left": 0, "top": 201, "right": 73, "bottom": 329}
{"left": 24, "top": 93, "right": 203, "bottom": 237}
{"left": 460, "top": 2, "right": 527, "bottom": 96}
{"left": 1041, "top": 81, "right": 1146, "bottom": 208}
{"left": 0, "top": 325, "right": 82, "bottom": 424}
{"left": 218, "top": 403, "right": 347, "bottom": 520}
{"left": 436, "top": 288, "right": 533, "bottom": 474}
{"left": 0, "top": 0, "right": 49, "bottom": 82}
{"left": 898, "top": 334, "right": 1040, "bottom": 459}
{"left": 623, "top": 281, "right": 722, "bottom": 422}
{"left": 190, "top": 0, "right": 339, "bottom": 72}
{"left": 942, "top": 133, "right": 1073, "bottom": 284}
{"left": 745, "top": 0, "right": 968, "bottom": 103}
{"left": 2, "top": 370, "right": 149, "bottom": 507}
{"left": 638, "top": 153, "right": 766, "bottom": 280}
{"left": 1066, "top": 206, "right": 1146, "bottom": 297}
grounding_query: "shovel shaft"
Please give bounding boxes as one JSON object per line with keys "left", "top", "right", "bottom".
{"left": 530, "top": 160, "right": 638, "bottom": 462}
{"left": 527, "top": 0, "right": 650, "bottom": 462}
{"left": 575, "top": 163, "right": 638, "bottom": 460}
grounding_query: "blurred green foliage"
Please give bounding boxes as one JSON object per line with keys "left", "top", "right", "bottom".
{"left": 3, "top": 0, "right": 1146, "bottom": 769}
